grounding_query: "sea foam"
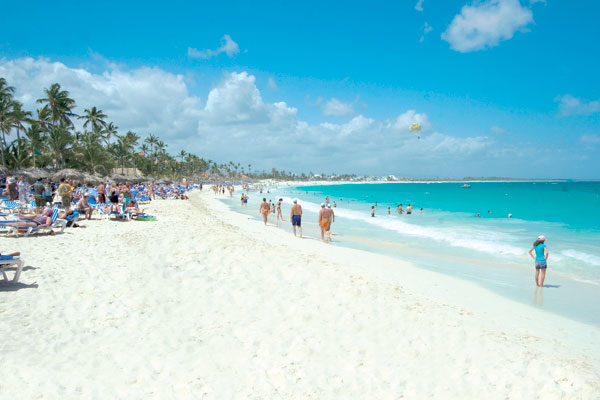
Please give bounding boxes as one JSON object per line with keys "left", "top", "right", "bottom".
{"left": 285, "top": 197, "right": 524, "bottom": 256}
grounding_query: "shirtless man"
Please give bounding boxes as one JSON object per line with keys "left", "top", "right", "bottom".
{"left": 260, "top": 198, "right": 270, "bottom": 225}
{"left": 318, "top": 203, "right": 332, "bottom": 242}
{"left": 326, "top": 203, "right": 335, "bottom": 241}
{"left": 406, "top": 204, "right": 413, "bottom": 214}
{"left": 290, "top": 198, "right": 302, "bottom": 237}
{"left": 397, "top": 204, "right": 403, "bottom": 214}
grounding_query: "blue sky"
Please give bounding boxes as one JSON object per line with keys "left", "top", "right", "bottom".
{"left": 1, "top": 0, "right": 599, "bottom": 178}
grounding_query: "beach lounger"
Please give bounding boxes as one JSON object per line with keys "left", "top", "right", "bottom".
{"left": 0, "top": 201, "right": 24, "bottom": 212}
{"left": 1, "top": 209, "right": 67, "bottom": 237}
{"left": 0, "top": 256, "right": 24, "bottom": 283}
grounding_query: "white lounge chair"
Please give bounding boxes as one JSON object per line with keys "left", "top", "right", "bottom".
{"left": 0, "top": 256, "right": 24, "bottom": 283}
{"left": 1, "top": 209, "right": 67, "bottom": 237}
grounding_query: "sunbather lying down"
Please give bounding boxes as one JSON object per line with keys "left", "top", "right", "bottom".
{"left": 4, "top": 209, "right": 54, "bottom": 235}
{"left": 0, "top": 251, "right": 20, "bottom": 260}
{"left": 125, "top": 201, "right": 144, "bottom": 214}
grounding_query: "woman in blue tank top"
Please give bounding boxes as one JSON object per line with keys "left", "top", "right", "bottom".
{"left": 528, "top": 235, "right": 549, "bottom": 287}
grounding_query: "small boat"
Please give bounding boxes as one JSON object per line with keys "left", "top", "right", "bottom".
{"left": 461, "top": 184, "right": 471, "bottom": 188}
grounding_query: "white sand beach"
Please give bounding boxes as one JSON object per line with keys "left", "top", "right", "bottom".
{"left": 1, "top": 189, "right": 599, "bottom": 399}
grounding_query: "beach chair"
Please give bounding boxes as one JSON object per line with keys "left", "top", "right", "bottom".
{"left": 1, "top": 209, "right": 67, "bottom": 237}
{"left": 0, "top": 256, "right": 24, "bottom": 283}
{"left": 106, "top": 203, "right": 130, "bottom": 221}
{"left": 65, "top": 210, "right": 81, "bottom": 226}
{"left": 0, "top": 201, "right": 24, "bottom": 212}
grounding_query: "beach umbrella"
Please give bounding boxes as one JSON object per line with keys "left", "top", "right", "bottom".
{"left": 13, "top": 170, "right": 37, "bottom": 183}
{"left": 110, "top": 173, "right": 129, "bottom": 183}
{"left": 83, "top": 173, "right": 101, "bottom": 185}
{"left": 52, "top": 168, "right": 84, "bottom": 182}
{"left": 24, "top": 167, "right": 52, "bottom": 180}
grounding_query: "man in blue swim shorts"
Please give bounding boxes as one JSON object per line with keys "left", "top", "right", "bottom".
{"left": 290, "top": 198, "right": 302, "bottom": 238}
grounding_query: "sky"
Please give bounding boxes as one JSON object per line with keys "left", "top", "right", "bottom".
{"left": 0, "top": 0, "right": 599, "bottom": 178}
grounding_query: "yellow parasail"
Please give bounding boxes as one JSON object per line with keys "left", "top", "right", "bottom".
{"left": 409, "top": 122, "right": 422, "bottom": 139}
{"left": 409, "top": 122, "right": 422, "bottom": 132}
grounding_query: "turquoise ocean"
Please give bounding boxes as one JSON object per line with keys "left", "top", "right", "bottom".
{"left": 220, "top": 182, "right": 600, "bottom": 326}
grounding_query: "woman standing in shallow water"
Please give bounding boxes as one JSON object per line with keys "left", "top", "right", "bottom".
{"left": 529, "top": 235, "right": 549, "bottom": 287}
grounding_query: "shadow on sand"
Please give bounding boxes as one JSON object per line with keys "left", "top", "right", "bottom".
{"left": 0, "top": 265, "right": 39, "bottom": 292}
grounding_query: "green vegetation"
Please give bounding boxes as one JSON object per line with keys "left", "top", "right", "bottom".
{"left": 0, "top": 77, "right": 360, "bottom": 181}
{"left": 0, "top": 78, "right": 222, "bottom": 178}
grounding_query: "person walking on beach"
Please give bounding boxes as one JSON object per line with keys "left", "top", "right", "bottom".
{"left": 319, "top": 203, "right": 332, "bottom": 241}
{"left": 58, "top": 178, "right": 74, "bottom": 212}
{"left": 276, "top": 198, "right": 285, "bottom": 223}
{"left": 290, "top": 198, "right": 302, "bottom": 237}
{"left": 33, "top": 178, "right": 45, "bottom": 212}
{"left": 326, "top": 203, "right": 335, "bottom": 241}
{"left": 260, "top": 198, "right": 270, "bottom": 225}
{"left": 529, "top": 235, "right": 549, "bottom": 287}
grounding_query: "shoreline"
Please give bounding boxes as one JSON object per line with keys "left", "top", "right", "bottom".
{"left": 205, "top": 191, "right": 600, "bottom": 359}
{"left": 1, "top": 190, "right": 599, "bottom": 398}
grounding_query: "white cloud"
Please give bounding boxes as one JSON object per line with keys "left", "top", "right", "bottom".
{"left": 267, "top": 77, "right": 278, "bottom": 90}
{"left": 188, "top": 34, "right": 240, "bottom": 59}
{"left": 0, "top": 56, "right": 507, "bottom": 176}
{"left": 388, "top": 110, "right": 431, "bottom": 132}
{"left": 322, "top": 98, "right": 355, "bottom": 117}
{"left": 580, "top": 134, "right": 600, "bottom": 146}
{"left": 490, "top": 126, "right": 506, "bottom": 134}
{"left": 420, "top": 22, "right": 433, "bottom": 42}
{"left": 555, "top": 94, "right": 600, "bottom": 116}
{"left": 442, "top": 0, "right": 533, "bottom": 52}
{"left": 415, "top": 0, "right": 424, "bottom": 12}
{"left": 0, "top": 57, "right": 202, "bottom": 139}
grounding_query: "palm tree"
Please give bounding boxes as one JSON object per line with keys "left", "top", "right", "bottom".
{"left": 79, "top": 106, "right": 107, "bottom": 135}
{"left": 25, "top": 124, "right": 46, "bottom": 167}
{"left": 144, "top": 133, "right": 158, "bottom": 174}
{"left": 36, "top": 83, "right": 76, "bottom": 127}
{"left": 109, "top": 137, "right": 129, "bottom": 174}
{"left": 8, "top": 139, "right": 30, "bottom": 169}
{"left": 10, "top": 101, "right": 33, "bottom": 159}
{"left": 101, "top": 121, "right": 118, "bottom": 144}
{"left": 47, "top": 124, "right": 74, "bottom": 167}
{"left": 76, "top": 131, "right": 108, "bottom": 173}
{"left": 0, "top": 96, "right": 13, "bottom": 166}
{"left": 122, "top": 131, "right": 140, "bottom": 149}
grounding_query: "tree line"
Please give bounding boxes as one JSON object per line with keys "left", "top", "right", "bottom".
{"left": 0, "top": 77, "right": 358, "bottom": 181}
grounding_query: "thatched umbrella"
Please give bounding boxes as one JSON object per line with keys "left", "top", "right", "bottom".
{"left": 83, "top": 173, "right": 101, "bottom": 186}
{"left": 110, "top": 173, "right": 129, "bottom": 184}
{"left": 52, "top": 168, "right": 84, "bottom": 182}
{"left": 12, "top": 170, "right": 35, "bottom": 183}
{"left": 25, "top": 168, "right": 52, "bottom": 180}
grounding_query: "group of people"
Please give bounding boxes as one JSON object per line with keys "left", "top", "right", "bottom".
{"left": 1, "top": 171, "right": 197, "bottom": 236}
{"left": 257, "top": 195, "right": 335, "bottom": 242}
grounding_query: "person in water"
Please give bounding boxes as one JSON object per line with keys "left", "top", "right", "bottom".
{"left": 528, "top": 235, "right": 549, "bottom": 287}
{"left": 371, "top": 205, "right": 375, "bottom": 217}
